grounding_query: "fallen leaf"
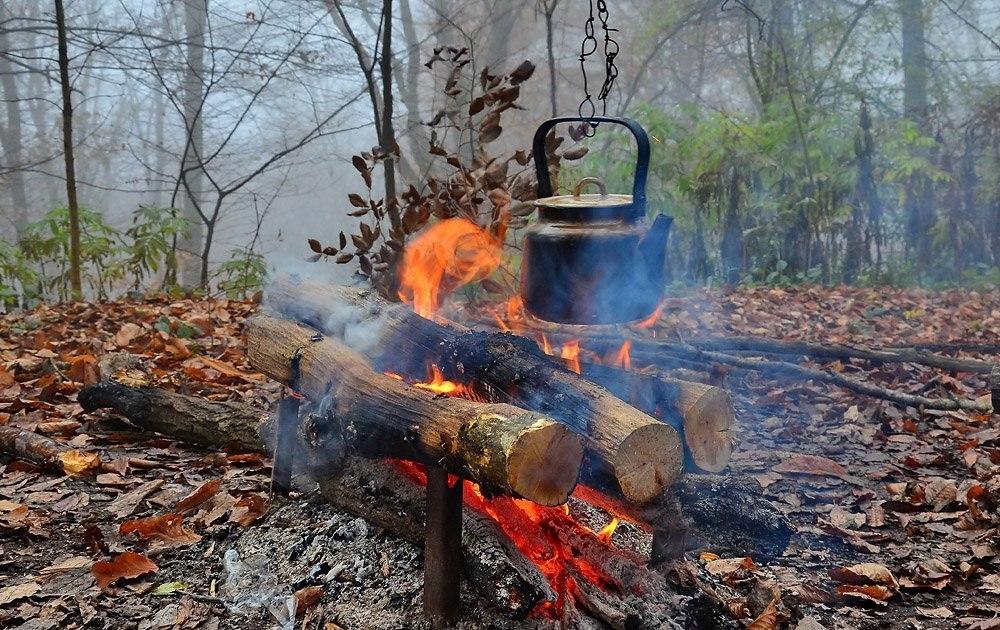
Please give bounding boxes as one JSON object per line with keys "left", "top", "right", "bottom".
{"left": 175, "top": 479, "right": 221, "bottom": 513}
{"left": 916, "top": 606, "right": 953, "bottom": 618}
{"left": 152, "top": 582, "right": 189, "bottom": 596}
{"left": 91, "top": 551, "right": 158, "bottom": 589}
{"left": 120, "top": 512, "right": 201, "bottom": 547}
{"left": 229, "top": 494, "right": 267, "bottom": 527}
{"left": 107, "top": 479, "right": 165, "bottom": 517}
{"left": 59, "top": 450, "right": 101, "bottom": 476}
{"left": 834, "top": 583, "right": 893, "bottom": 604}
{"left": 0, "top": 581, "right": 40, "bottom": 606}
{"left": 196, "top": 356, "right": 254, "bottom": 379}
{"left": 39, "top": 555, "right": 92, "bottom": 579}
{"left": 705, "top": 556, "right": 756, "bottom": 577}
{"left": 294, "top": 585, "right": 324, "bottom": 615}
{"left": 773, "top": 454, "right": 847, "bottom": 478}
{"left": 115, "top": 323, "right": 143, "bottom": 348}
{"left": 67, "top": 354, "right": 99, "bottom": 385}
{"left": 828, "top": 563, "right": 898, "bottom": 588}
{"left": 747, "top": 598, "right": 777, "bottom": 630}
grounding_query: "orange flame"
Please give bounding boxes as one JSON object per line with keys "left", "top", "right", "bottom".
{"left": 398, "top": 218, "right": 502, "bottom": 319}
{"left": 413, "top": 364, "right": 465, "bottom": 396}
{"left": 560, "top": 340, "right": 581, "bottom": 374}
{"left": 607, "top": 340, "right": 631, "bottom": 370}
{"left": 632, "top": 303, "right": 663, "bottom": 330}
{"left": 596, "top": 517, "right": 621, "bottom": 543}
{"left": 539, "top": 333, "right": 553, "bottom": 356}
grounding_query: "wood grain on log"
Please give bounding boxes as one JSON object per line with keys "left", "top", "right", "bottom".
{"left": 244, "top": 316, "right": 583, "bottom": 506}
{"left": 265, "top": 276, "right": 683, "bottom": 504}
{"left": 579, "top": 362, "right": 734, "bottom": 473}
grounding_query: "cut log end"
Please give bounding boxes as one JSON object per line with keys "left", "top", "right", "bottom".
{"left": 613, "top": 422, "right": 683, "bottom": 504}
{"left": 461, "top": 411, "right": 583, "bottom": 507}
{"left": 681, "top": 387, "right": 735, "bottom": 473}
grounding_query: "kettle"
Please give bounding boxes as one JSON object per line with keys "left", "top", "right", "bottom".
{"left": 519, "top": 116, "right": 672, "bottom": 324}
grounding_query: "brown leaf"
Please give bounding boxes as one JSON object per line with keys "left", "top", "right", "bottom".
{"left": 562, "top": 146, "right": 589, "bottom": 161}
{"left": 294, "top": 585, "right": 324, "bottom": 615}
{"left": 120, "top": 513, "right": 201, "bottom": 547}
{"left": 351, "top": 155, "right": 367, "bottom": 174}
{"left": 0, "top": 581, "right": 40, "bottom": 606}
{"left": 772, "top": 454, "right": 847, "bottom": 478}
{"left": 834, "top": 583, "right": 893, "bottom": 604}
{"left": 115, "top": 323, "right": 143, "bottom": 348}
{"left": 746, "top": 598, "right": 777, "bottom": 630}
{"left": 68, "top": 354, "right": 99, "bottom": 384}
{"left": 308, "top": 239, "right": 322, "bottom": 253}
{"left": 828, "top": 563, "right": 899, "bottom": 588}
{"left": 229, "top": 494, "right": 267, "bottom": 527}
{"left": 704, "top": 556, "right": 756, "bottom": 577}
{"left": 107, "top": 479, "right": 165, "bottom": 518}
{"left": 92, "top": 551, "right": 158, "bottom": 589}
{"left": 175, "top": 479, "right": 221, "bottom": 513}
{"left": 348, "top": 193, "right": 367, "bottom": 208}
{"left": 59, "top": 450, "right": 101, "bottom": 476}
{"left": 508, "top": 60, "right": 535, "bottom": 84}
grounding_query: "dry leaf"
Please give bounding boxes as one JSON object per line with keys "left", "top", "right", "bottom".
{"left": 229, "top": 494, "right": 266, "bottom": 526}
{"left": 0, "top": 581, "right": 40, "bottom": 606}
{"left": 92, "top": 551, "right": 158, "bottom": 588}
{"left": 115, "top": 323, "right": 143, "bottom": 348}
{"left": 834, "top": 583, "right": 893, "bottom": 604}
{"left": 59, "top": 450, "right": 101, "bottom": 476}
{"left": 175, "top": 479, "right": 221, "bottom": 513}
{"left": 119, "top": 513, "right": 201, "bottom": 547}
{"left": 196, "top": 356, "right": 257, "bottom": 380}
{"left": 294, "top": 585, "right": 324, "bottom": 615}
{"left": 704, "top": 556, "right": 756, "bottom": 577}
{"left": 828, "top": 563, "right": 898, "bottom": 588}
{"left": 67, "top": 354, "right": 99, "bottom": 384}
{"left": 747, "top": 598, "right": 777, "bottom": 630}
{"left": 107, "top": 479, "right": 165, "bottom": 518}
{"left": 773, "top": 454, "right": 847, "bottom": 478}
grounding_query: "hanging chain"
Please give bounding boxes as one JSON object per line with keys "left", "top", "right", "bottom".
{"left": 578, "top": 0, "right": 620, "bottom": 136}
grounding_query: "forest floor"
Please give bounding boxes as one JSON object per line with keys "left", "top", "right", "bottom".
{"left": 0, "top": 285, "right": 998, "bottom": 629}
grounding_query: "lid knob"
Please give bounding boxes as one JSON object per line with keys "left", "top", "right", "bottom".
{"left": 573, "top": 177, "right": 608, "bottom": 199}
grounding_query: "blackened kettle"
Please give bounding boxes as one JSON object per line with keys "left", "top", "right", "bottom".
{"left": 519, "top": 116, "right": 671, "bottom": 324}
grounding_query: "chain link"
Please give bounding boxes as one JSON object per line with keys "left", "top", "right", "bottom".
{"left": 578, "top": 0, "right": 620, "bottom": 136}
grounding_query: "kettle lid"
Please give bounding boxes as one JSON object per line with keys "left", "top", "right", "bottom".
{"left": 534, "top": 177, "right": 637, "bottom": 220}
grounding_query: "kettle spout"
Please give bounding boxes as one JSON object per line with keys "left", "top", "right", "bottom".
{"left": 638, "top": 214, "right": 672, "bottom": 286}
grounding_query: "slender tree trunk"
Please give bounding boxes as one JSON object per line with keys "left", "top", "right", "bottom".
{"left": 54, "top": 0, "right": 82, "bottom": 300}
{"left": 899, "top": 0, "right": 934, "bottom": 274}
{"left": 179, "top": 0, "right": 208, "bottom": 289}
{"left": 542, "top": 1, "right": 558, "bottom": 117}
{"left": 0, "top": 12, "right": 30, "bottom": 238}
{"left": 380, "top": 0, "right": 401, "bottom": 233}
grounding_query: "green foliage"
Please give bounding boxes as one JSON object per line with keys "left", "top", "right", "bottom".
{"left": 214, "top": 247, "right": 267, "bottom": 299}
{"left": 1, "top": 205, "right": 193, "bottom": 307}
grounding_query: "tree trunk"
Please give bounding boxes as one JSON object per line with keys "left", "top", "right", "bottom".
{"left": 543, "top": 1, "right": 559, "bottom": 117}
{"left": 899, "top": 0, "right": 934, "bottom": 273}
{"left": 54, "top": 0, "right": 82, "bottom": 300}
{"left": 265, "top": 277, "right": 684, "bottom": 504}
{"left": 179, "top": 0, "right": 208, "bottom": 289}
{"left": 0, "top": 9, "right": 30, "bottom": 238}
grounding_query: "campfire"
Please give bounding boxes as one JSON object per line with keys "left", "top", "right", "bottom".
{"left": 240, "top": 201, "right": 742, "bottom": 625}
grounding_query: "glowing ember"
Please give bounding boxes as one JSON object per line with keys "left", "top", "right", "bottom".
{"left": 539, "top": 333, "right": 553, "bottom": 356}
{"left": 398, "top": 218, "right": 502, "bottom": 319}
{"left": 392, "top": 459, "right": 618, "bottom": 618}
{"left": 560, "top": 340, "right": 581, "bottom": 374}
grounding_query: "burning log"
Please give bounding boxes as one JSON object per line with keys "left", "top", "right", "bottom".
{"left": 265, "top": 275, "right": 684, "bottom": 504}
{"left": 578, "top": 362, "right": 734, "bottom": 473}
{"left": 244, "top": 316, "right": 584, "bottom": 506}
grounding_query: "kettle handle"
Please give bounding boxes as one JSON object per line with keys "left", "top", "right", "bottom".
{"left": 532, "top": 116, "right": 649, "bottom": 213}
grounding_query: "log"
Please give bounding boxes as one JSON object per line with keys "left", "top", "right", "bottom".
{"left": 78, "top": 381, "right": 267, "bottom": 452}
{"left": 0, "top": 425, "right": 100, "bottom": 474}
{"left": 78, "top": 382, "right": 555, "bottom": 619}
{"left": 265, "top": 275, "right": 683, "bottom": 504}
{"left": 244, "top": 316, "right": 584, "bottom": 506}
{"left": 578, "top": 362, "right": 734, "bottom": 473}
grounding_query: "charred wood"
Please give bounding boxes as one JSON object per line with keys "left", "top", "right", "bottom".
{"left": 266, "top": 275, "right": 684, "bottom": 504}
{"left": 244, "top": 316, "right": 583, "bottom": 506}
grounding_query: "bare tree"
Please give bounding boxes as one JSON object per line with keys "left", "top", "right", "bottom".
{"left": 53, "top": 0, "right": 82, "bottom": 299}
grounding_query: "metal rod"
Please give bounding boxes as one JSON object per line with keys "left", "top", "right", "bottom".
{"left": 271, "top": 393, "right": 300, "bottom": 494}
{"left": 424, "top": 465, "right": 463, "bottom": 625}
